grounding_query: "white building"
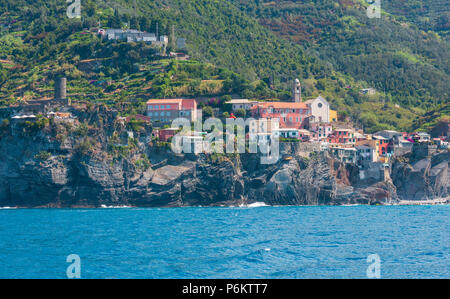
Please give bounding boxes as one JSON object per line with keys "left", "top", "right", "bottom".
{"left": 305, "top": 96, "right": 330, "bottom": 123}
{"left": 274, "top": 128, "right": 300, "bottom": 139}
{"left": 105, "top": 29, "right": 157, "bottom": 43}
{"left": 228, "top": 99, "right": 260, "bottom": 111}
{"left": 249, "top": 118, "right": 279, "bottom": 134}
{"left": 356, "top": 145, "right": 377, "bottom": 163}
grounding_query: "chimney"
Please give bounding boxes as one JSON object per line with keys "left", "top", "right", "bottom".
{"left": 55, "top": 77, "right": 67, "bottom": 100}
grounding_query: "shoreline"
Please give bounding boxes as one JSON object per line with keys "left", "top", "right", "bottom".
{"left": 1, "top": 199, "right": 449, "bottom": 210}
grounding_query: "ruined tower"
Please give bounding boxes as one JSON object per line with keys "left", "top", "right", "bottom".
{"left": 54, "top": 77, "right": 69, "bottom": 105}
{"left": 55, "top": 77, "right": 67, "bottom": 100}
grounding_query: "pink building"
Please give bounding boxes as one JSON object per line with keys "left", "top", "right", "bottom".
{"left": 158, "top": 128, "right": 179, "bottom": 142}
{"left": 309, "top": 123, "right": 333, "bottom": 141}
{"left": 250, "top": 102, "right": 310, "bottom": 129}
{"left": 327, "top": 128, "right": 356, "bottom": 144}
{"left": 147, "top": 99, "right": 197, "bottom": 124}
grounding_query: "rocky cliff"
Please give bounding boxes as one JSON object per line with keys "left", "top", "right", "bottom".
{"left": 0, "top": 107, "right": 447, "bottom": 208}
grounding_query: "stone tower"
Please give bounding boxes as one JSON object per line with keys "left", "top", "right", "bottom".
{"left": 293, "top": 78, "right": 301, "bottom": 103}
{"left": 55, "top": 77, "right": 67, "bottom": 100}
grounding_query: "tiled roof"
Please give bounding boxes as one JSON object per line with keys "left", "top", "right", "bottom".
{"left": 254, "top": 101, "right": 309, "bottom": 109}
{"left": 147, "top": 99, "right": 183, "bottom": 104}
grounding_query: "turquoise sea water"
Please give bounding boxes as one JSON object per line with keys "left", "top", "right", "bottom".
{"left": 0, "top": 205, "right": 448, "bottom": 279}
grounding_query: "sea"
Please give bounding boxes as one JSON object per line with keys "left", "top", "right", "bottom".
{"left": 0, "top": 205, "right": 448, "bottom": 278}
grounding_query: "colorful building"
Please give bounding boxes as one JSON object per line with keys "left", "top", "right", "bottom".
{"left": 309, "top": 123, "right": 333, "bottom": 141}
{"left": 147, "top": 99, "right": 197, "bottom": 124}
{"left": 327, "top": 128, "right": 356, "bottom": 144}
{"left": 372, "top": 136, "right": 390, "bottom": 156}
{"left": 250, "top": 102, "right": 310, "bottom": 129}
{"left": 329, "top": 110, "right": 338, "bottom": 122}
{"left": 158, "top": 128, "right": 179, "bottom": 142}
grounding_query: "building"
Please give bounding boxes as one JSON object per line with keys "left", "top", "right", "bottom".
{"left": 309, "top": 123, "right": 333, "bottom": 141}
{"left": 249, "top": 118, "right": 280, "bottom": 134}
{"left": 304, "top": 96, "right": 330, "bottom": 123}
{"left": 327, "top": 128, "right": 356, "bottom": 144}
{"left": 105, "top": 29, "right": 157, "bottom": 43}
{"left": 297, "top": 129, "right": 311, "bottom": 142}
{"left": 354, "top": 132, "right": 367, "bottom": 141}
{"left": 372, "top": 135, "right": 391, "bottom": 156}
{"left": 147, "top": 99, "right": 197, "bottom": 124}
{"left": 360, "top": 88, "right": 376, "bottom": 95}
{"left": 356, "top": 145, "right": 377, "bottom": 163}
{"left": 411, "top": 132, "right": 431, "bottom": 143}
{"left": 275, "top": 128, "right": 300, "bottom": 139}
{"left": 170, "top": 52, "right": 190, "bottom": 60}
{"left": 158, "top": 128, "right": 179, "bottom": 142}
{"left": 374, "top": 130, "right": 404, "bottom": 142}
{"left": 330, "top": 147, "right": 357, "bottom": 164}
{"left": 250, "top": 102, "right": 310, "bottom": 129}
{"left": 329, "top": 109, "right": 338, "bottom": 122}
{"left": 227, "top": 99, "right": 260, "bottom": 111}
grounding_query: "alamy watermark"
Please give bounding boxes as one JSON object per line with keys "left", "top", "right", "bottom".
{"left": 366, "top": 254, "right": 381, "bottom": 278}
{"left": 366, "top": 0, "right": 381, "bottom": 19}
{"left": 67, "top": 0, "right": 81, "bottom": 19}
{"left": 66, "top": 254, "right": 81, "bottom": 278}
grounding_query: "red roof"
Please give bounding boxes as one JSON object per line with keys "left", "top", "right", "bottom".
{"left": 146, "top": 99, "right": 196, "bottom": 110}
{"left": 181, "top": 99, "right": 196, "bottom": 110}
{"left": 253, "top": 101, "right": 309, "bottom": 109}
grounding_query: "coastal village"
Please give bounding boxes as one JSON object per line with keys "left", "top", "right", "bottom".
{"left": 0, "top": 3, "right": 448, "bottom": 209}
{"left": 1, "top": 26, "right": 448, "bottom": 178}
{"left": 6, "top": 72, "right": 449, "bottom": 174}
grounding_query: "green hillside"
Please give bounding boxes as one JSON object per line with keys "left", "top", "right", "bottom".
{"left": 229, "top": 0, "right": 449, "bottom": 108}
{"left": 0, "top": 0, "right": 448, "bottom": 132}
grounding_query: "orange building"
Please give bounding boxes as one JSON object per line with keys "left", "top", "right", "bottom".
{"left": 250, "top": 102, "right": 311, "bottom": 129}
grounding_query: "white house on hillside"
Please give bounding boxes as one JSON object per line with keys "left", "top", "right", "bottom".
{"left": 305, "top": 96, "right": 330, "bottom": 123}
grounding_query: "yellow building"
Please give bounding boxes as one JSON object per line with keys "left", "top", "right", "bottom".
{"left": 329, "top": 110, "right": 338, "bottom": 122}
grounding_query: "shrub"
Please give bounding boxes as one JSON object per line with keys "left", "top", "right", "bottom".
{"left": 35, "top": 151, "right": 51, "bottom": 161}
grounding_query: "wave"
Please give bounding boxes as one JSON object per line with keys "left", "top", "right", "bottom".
{"left": 0, "top": 207, "right": 17, "bottom": 209}
{"left": 239, "top": 202, "right": 270, "bottom": 208}
{"left": 100, "top": 205, "right": 133, "bottom": 209}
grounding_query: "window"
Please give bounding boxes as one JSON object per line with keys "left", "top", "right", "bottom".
{"left": 148, "top": 105, "right": 153, "bottom": 109}
{"left": 148, "top": 112, "right": 153, "bottom": 116}
{"left": 318, "top": 103, "right": 323, "bottom": 108}
{"left": 167, "top": 105, "right": 171, "bottom": 109}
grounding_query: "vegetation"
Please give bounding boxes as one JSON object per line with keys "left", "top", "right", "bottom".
{"left": 0, "top": 0, "right": 448, "bottom": 132}
{"left": 34, "top": 151, "right": 51, "bottom": 161}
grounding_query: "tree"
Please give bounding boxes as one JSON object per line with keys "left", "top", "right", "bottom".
{"left": 108, "top": 9, "right": 122, "bottom": 28}
{"left": 235, "top": 108, "right": 246, "bottom": 118}
{"left": 202, "top": 106, "right": 214, "bottom": 118}
{"left": 0, "top": 64, "right": 6, "bottom": 87}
